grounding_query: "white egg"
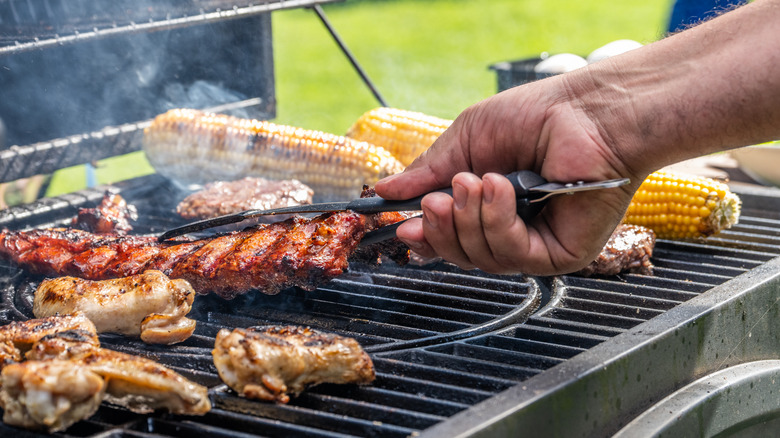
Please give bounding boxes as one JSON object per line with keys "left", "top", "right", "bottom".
{"left": 533, "top": 53, "right": 588, "bottom": 74}
{"left": 586, "top": 39, "right": 643, "bottom": 64}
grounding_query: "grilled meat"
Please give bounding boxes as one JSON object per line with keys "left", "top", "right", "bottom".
{"left": 0, "top": 208, "right": 407, "bottom": 298}
{"left": 176, "top": 176, "right": 313, "bottom": 223}
{"left": 34, "top": 270, "right": 197, "bottom": 344}
{"left": 0, "top": 313, "right": 98, "bottom": 368}
{"left": 212, "top": 326, "right": 375, "bottom": 404}
{"left": 577, "top": 224, "right": 656, "bottom": 276}
{"left": 24, "top": 329, "right": 101, "bottom": 362}
{"left": 0, "top": 359, "right": 106, "bottom": 433}
{"left": 72, "top": 191, "right": 138, "bottom": 235}
{"left": 27, "top": 333, "right": 211, "bottom": 416}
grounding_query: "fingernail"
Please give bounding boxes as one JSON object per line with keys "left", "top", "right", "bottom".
{"left": 422, "top": 206, "right": 439, "bottom": 229}
{"left": 483, "top": 178, "right": 495, "bottom": 204}
{"left": 452, "top": 182, "right": 467, "bottom": 210}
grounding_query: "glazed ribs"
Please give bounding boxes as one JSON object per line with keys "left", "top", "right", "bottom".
{"left": 0, "top": 210, "right": 406, "bottom": 299}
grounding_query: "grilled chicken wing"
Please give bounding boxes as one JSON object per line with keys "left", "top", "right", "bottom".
{"left": 0, "top": 314, "right": 210, "bottom": 432}
{"left": 212, "top": 326, "right": 375, "bottom": 404}
{"left": 34, "top": 270, "right": 197, "bottom": 344}
{"left": 27, "top": 332, "right": 211, "bottom": 416}
{"left": 0, "top": 313, "right": 97, "bottom": 368}
{"left": 0, "top": 359, "right": 106, "bottom": 433}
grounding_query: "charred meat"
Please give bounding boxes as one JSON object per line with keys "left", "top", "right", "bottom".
{"left": 0, "top": 313, "right": 98, "bottom": 368}
{"left": 0, "top": 359, "right": 106, "bottom": 433}
{"left": 577, "top": 224, "right": 656, "bottom": 276}
{"left": 176, "top": 176, "right": 313, "bottom": 222}
{"left": 212, "top": 326, "right": 375, "bottom": 404}
{"left": 34, "top": 270, "right": 197, "bottom": 344}
{"left": 0, "top": 313, "right": 211, "bottom": 432}
{"left": 0, "top": 208, "right": 407, "bottom": 299}
{"left": 72, "top": 191, "right": 138, "bottom": 235}
{"left": 27, "top": 332, "right": 211, "bottom": 416}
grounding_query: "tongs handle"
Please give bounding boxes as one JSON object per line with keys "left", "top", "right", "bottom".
{"left": 358, "top": 171, "right": 548, "bottom": 245}
{"left": 505, "top": 170, "right": 549, "bottom": 220}
{"left": 359, "top": 170, "right": 547, "bottom": 218}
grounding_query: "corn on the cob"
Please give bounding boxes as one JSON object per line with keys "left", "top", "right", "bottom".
{"left": 143, "top": 109, "right": 405, "bottom": 201}
{"left": 345, "top": 107, "right": 452, "bottom": 166}
{"left": 622, "top": 171, "right": 741, "bottom": 239}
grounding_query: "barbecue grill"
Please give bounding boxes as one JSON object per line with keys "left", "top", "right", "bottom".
{"left": 2, "top": 2, "right": 780, "bottom": 437}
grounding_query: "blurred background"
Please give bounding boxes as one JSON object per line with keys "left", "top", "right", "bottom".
{"left": 42, "top": 0, "right": 672, "bottom": 197}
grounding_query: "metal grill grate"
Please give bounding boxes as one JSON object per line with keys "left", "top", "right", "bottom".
{"left": 0, "top": 176, "right": 778, "bottom": 437}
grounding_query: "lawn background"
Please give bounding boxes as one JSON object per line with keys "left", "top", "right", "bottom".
{"left": 45, "top": 0, "right": 671, "bottom": 197}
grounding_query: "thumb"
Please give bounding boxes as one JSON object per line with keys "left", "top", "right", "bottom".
{"left": 375, "top": 123, "right": 469, "bottom": 200}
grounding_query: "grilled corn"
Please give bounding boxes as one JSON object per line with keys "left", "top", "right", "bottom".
{"left": 623, "top": 171, "right": 741, "bottom": 239}
{"left": 346, "top": 107, "right": 452, "bottom": 166}
{"left": 143, "top": 109, "right": 405, "bottom": 201}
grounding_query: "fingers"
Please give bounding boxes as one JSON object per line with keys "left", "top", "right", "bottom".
{"left": 420, "top": 191, "right": 477, "bottom": 270}
{"left": 395, "top": 172, "right": 534, "bottom": 273}
{"left": 478, "top": 173, "right": 532, "bottom": 271}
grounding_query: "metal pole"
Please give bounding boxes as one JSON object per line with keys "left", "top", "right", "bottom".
{"left": 311, "top": 4, "right": 388, "bottom": 107}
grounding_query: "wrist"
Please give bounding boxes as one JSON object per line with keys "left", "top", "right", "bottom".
{"left": 564, "top": 0, "right": 780, "bottom": 178}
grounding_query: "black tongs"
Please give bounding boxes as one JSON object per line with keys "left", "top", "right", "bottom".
{"left": 158, "top": 171, "right": 629, "bottom": 242}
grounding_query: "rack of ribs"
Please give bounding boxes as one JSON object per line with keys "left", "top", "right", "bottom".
{"left": 0, "top": 209, "right": 408, "bottom": 299}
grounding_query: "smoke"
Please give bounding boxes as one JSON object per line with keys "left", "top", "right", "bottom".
{"left": 0, "top": 6, "right": 273, "bottom": 148}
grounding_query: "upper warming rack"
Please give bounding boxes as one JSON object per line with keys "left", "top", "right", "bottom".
{"left": 0, "top": 0, "right": 343, "bottom": 55}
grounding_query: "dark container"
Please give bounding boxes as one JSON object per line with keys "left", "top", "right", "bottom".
{"left": 488, "top": 55, "right": 559, "bottom": 92}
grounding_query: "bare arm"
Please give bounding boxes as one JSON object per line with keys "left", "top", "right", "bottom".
{"left": 375, "top": 0, "right": 780, "bottom": 275}
{"left": 572, "top": 0, "right": 780, "bottom": 177}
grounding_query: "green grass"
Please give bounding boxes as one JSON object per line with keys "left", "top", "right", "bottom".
{"left": 271, "top": 0, "right": 669, "bottom": 131}
{"left": 45, "top": 0, "right": 670, "bottom": 197}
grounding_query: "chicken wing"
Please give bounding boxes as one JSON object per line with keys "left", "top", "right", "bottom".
{"left": 34, "top": 270, "right": 196, "bottom": 344}
{"left": 28, "top": 332, "right": 211, "bottom": 416}
{"left": 0, "top": 359, "right": 105, "bottom": 433}
{"left": 0, "top": 313, "right": 97, "bottom": 368}
{"left": 212, "top": 326, "right": 375, "bottom": 404}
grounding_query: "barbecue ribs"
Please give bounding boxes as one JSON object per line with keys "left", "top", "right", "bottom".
{"left": 0, "top": 209, "right": 408, "bottom": 299}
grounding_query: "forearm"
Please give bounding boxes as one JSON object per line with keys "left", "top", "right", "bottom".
{"left": 566, "top": 0, "right": 780, "bottom": 177}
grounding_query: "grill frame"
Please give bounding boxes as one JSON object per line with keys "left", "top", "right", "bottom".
{"left": 0, "top": 177, "right": 778, "bottom": 437}
{"left": 1, "top": 1, "right": 780, "bottom": 436}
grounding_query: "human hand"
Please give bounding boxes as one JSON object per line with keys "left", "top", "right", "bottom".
{"left": 374, "top": 75, "right": 641, "bottom": 275}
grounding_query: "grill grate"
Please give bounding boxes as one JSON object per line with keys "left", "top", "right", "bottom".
{"left": 0, "top": 176, "right": 778, "bottom": 437}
